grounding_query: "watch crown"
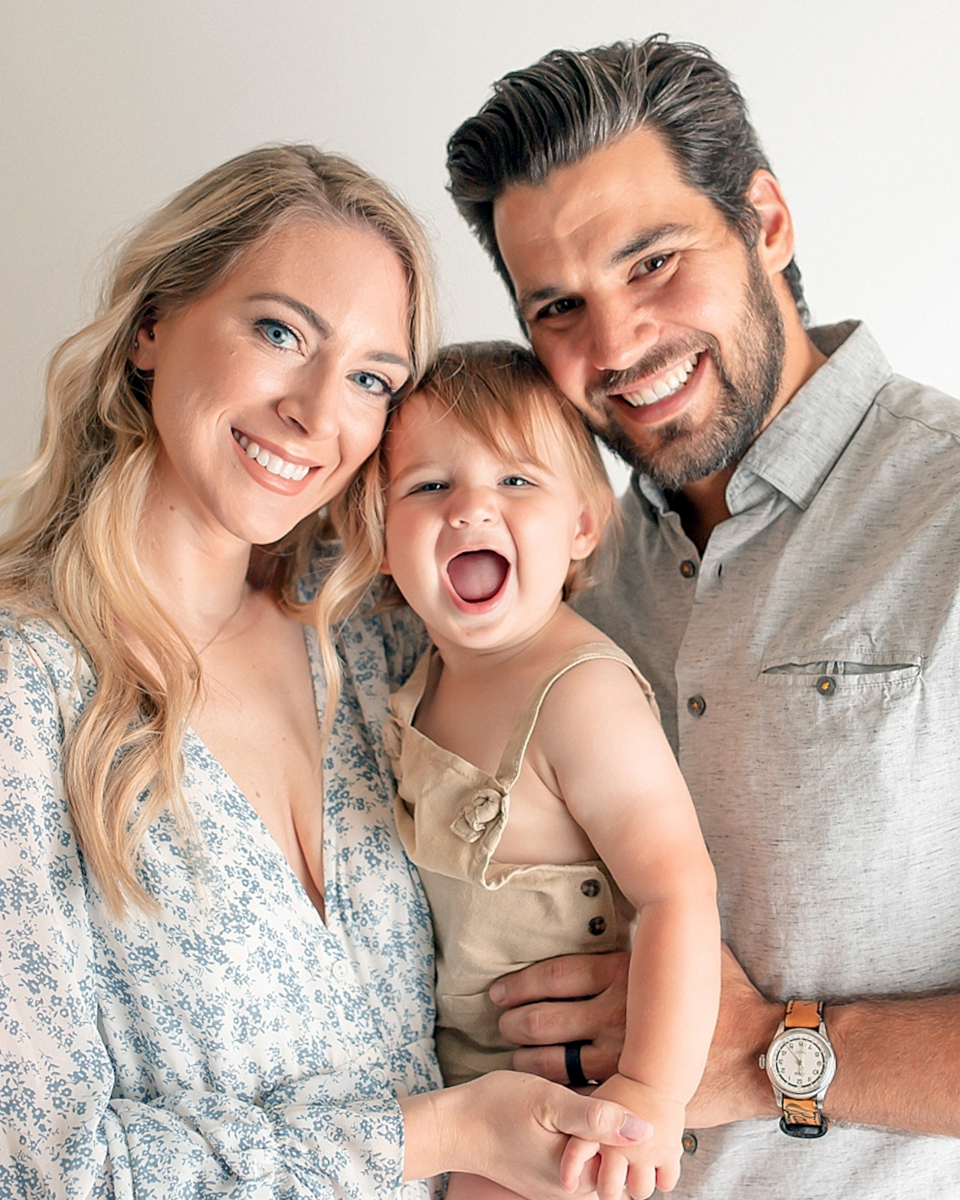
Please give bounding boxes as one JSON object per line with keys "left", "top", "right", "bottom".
{"left": 759, "top": 1053, "right": 766, "bottom": 1069}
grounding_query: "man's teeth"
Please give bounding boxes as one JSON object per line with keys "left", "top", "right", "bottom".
{"left": 621, "top": 355, "right": 699, "bottom": 407}
{"left": 234, "top": 433, "right": 311, "bottom": 481}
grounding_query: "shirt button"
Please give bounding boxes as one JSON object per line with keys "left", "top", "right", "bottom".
{"left": 687, "top": 694, "right": 707, "bottom": 717}
{"left": 816, "top": 676, "right": 837, "bottom": 696}
{"left": 679, "top": 560, "right": 697, "bottom": 578}
{"left": 682, "top": 1132, "right": 698, "bottom": 1154}
{"left": 333, "top": 960, "right": 352, "bottom": 984}
{"left": 400, "top": 1184, "right": 422, "bottom": 1200}
{"left": 581, "top": 878, "right": 601, "bottom": 897}
{"left": 588, "top": 916, "right": 607, "bottom": 936}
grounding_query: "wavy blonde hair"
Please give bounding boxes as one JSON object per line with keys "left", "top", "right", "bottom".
{"left": 0, "top": 144, "right": 436, "bottom": 912}
{"left": 317, "top": 341, "right": 616, "bottom": 718}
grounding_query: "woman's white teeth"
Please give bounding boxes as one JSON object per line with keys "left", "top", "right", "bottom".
{"left": 235, "top": 433, "right": 310, "bottom": 481}
{"left": 624, "top": 355, "right": 699, "bottom": 407}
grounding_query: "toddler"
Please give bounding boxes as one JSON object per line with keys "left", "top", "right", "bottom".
{"left": 325, "top": 342, "right": 720, "bottom": 1200}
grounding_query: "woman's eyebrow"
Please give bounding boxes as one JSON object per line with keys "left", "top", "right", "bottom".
{"left": 248, "top": 291, "right": 331, "bottom": 337}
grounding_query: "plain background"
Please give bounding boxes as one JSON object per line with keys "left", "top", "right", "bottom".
{"left": 2, "top": 0, "right": 958, "bottom": 496}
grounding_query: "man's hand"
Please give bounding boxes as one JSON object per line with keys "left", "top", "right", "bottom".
{"left": 492, "top": 946, "right": 781, "bottom": 1127}
{"left": 491, "top": 951, "right": 629, "bottom": 1086}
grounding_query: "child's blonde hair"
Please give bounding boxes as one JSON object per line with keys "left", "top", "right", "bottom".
{"left": 318, "top": 341, "right": 617, "bottom": 715}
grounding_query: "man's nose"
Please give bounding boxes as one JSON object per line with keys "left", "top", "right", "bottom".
{"left": 587, "top": 297, "right": 659, "bottom": 373}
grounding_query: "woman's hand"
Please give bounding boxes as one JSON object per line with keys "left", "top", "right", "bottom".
{"left": 401, "top": 1070, "right": 651, "bottom": 1198}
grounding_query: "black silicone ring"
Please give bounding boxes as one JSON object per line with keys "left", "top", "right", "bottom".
{"left": 565, "top": 1040, "right": 590, "bottom": 1088}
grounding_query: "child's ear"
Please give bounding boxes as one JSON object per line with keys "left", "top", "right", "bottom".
{"left": 570, "top": 506, "right": 602, "bottom": 562}
{"left": 379, "top": 548, "right": 393, "bottom": 576}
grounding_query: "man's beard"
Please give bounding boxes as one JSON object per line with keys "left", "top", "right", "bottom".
{"left": 585, "top": 250, "right": 786, "bottom": 492}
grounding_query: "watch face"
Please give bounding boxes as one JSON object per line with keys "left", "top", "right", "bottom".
{"left": 767, "top": 1029, "right": 834, "bottom": 1097}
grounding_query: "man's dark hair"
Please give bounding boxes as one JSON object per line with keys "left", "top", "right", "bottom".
{"left": 447, "top": 35, "right": 807, "bottom": 321}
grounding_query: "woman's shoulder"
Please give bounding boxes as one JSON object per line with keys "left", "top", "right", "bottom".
{"left": 0, "top": 606, "right": 89, "bottom": 699}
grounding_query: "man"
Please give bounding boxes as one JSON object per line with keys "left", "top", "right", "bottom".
{"left": 446, "top": 36, "right": 960, "bottom": 1198}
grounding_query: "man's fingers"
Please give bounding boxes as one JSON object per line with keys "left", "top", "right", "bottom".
{"left": 512, "top": 1037, "right": 621, "bottom": 1086}
{"left": 490, "top": 951, "right": 629, "bottom": 1008}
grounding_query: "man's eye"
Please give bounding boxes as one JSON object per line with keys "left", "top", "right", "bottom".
{"left": 255, "top": 319, "right": 300, "bottom": 349}
{"left": 538, "top": 296, "right": 583, "bottom": 320}
{"left": 636, "top": 253, "right": 672, "bottom": 276}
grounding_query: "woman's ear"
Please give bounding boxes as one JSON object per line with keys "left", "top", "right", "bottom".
{"left": 129, "top": 319, "right": 157, "bottom": 371}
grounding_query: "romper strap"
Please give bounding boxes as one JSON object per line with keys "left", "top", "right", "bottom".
{"left": 493, "top": 642, "right": 658, "bottom": 791}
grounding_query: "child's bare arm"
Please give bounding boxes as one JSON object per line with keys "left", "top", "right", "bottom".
{"left": 533, "top": 656, "right": 721, "bottom": 1195}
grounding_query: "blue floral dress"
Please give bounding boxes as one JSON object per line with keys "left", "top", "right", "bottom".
{"left": 0, "top": 602, "right": 442, "bottom": 1199}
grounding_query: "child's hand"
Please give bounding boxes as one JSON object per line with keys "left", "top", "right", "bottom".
{"left": 560, "top": 1073, "right": 686, "bottom": 1199}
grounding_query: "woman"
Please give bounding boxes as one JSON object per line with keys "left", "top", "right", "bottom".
{"left": 0, "top": 146, "right": 645, "bottom": 1198}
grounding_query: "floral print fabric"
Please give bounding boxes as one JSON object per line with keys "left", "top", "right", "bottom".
{"left": 0, "top": 604, "right": 441, "bottom": 1199}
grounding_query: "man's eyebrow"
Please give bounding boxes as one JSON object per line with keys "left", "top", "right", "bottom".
{"left": 248, "top": 292, "right": 331, "bottom": 338}
{"left": 609, "top": 223, "right": 693, "bottom": 267}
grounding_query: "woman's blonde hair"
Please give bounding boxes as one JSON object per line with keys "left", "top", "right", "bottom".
{"left": 318, "top": 341, "right": 616, "bottom": 703}
{"left": 0, "top": 144, "right": 436, "bottom": 912}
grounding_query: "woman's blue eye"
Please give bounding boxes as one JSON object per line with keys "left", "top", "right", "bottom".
{"left": 350, "top": 371, "right": 393, "bottom": 397}
{"left": 256, "top": 319, "right": 298, "bottom": 348}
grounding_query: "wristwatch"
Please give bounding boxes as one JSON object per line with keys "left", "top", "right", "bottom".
{"left": 759, "top": 999, "right": 836, "bottom": 1138}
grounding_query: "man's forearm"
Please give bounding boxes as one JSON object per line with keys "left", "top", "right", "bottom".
{"left": 824, "top": 994, "right": 960, "bottom": 1136}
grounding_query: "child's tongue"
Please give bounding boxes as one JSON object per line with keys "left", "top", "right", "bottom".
{"left": 447, "top": 551, "right": 508, "bottom": 603}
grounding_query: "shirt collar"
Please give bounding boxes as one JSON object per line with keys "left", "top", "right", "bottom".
{"left": 634, "top": 321, "right": 893, "bottom": 515}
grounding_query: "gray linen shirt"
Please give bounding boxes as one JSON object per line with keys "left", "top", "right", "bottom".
{"left": 578, "top": 322, "right": 960, "bottom": 1198}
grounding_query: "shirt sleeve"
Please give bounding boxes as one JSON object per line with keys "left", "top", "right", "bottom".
{"left": 0, "top": 627, "right": 416, "bottom": 1200}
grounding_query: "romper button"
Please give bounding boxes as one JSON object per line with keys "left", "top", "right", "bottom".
{"left": 687, "top": 694, "right": 707, "bottom": 717}
{"left": 680, "top": 560, "right": 697, "bottom": 578}
{"left": 581, "top": 878, "right": 601, "bottom": 897}
{"left": 816, "top": 676, "right": 836, "bottom": 696}
{"left": 682, "top": 1132, "right": 698, "bottom": 1154}
{"left": 333, "top": 960, "right": 352, "bottom": 984}
{"left": 588, "top": 916, "right": 607, "bottom": 936}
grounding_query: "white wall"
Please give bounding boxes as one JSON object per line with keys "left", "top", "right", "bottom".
{"left": 3, "top": 0, "right": 958, "bottom": 495}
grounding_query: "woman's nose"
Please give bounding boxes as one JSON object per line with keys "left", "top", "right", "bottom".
{"left": 277, "top": 368, "right": 341, "bottom": 441}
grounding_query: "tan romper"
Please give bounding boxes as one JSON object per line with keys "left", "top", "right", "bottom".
{"left": 383, "top": 641, "right": 660, "bottom": 1086}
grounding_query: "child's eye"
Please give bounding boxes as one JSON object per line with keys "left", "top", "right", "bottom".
{"left": 255, "top": 318, "right": 300, "bottom": 349}
{"left": 502, "top": 475, "right": 533, "bottom": 488}
{"left": 410, "top": 480, "right": 447, "bottom": 494}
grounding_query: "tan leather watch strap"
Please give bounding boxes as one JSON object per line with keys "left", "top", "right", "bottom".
{"left": 782, "top": 1096, "right": 822, "bottom": 1126}
{"left": 784, "top": 998, "right": 823, "bottom": 1029}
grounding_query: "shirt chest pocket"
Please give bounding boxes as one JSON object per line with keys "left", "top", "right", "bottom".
{"left": 761, "top": 654, "right": 922, "bottom": 697}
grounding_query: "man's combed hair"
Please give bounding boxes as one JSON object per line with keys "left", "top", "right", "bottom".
{"left": 447, "top": 34, "right": 807, "bottom": 320}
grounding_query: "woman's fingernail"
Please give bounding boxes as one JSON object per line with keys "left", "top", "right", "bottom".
{"left": 489, "top": 982, "right": 506, "bottom": 1004}
{"left": 620, "top": 1113, "right": 653, "bottom": 1141}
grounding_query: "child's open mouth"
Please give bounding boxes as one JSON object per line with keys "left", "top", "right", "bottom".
{"left": 447, "top": 550, "right": 509, "bottom": 603}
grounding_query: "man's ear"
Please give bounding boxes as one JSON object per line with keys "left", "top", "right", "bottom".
{"left": 129, "top": 318, "right": 157, "bottom": 371}
{"left": 747, "top": 170, "right": 795, "bottom": 276}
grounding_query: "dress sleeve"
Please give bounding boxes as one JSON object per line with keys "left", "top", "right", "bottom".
{"left": 0, "top": 627, "right": 420, "bottom": 1200}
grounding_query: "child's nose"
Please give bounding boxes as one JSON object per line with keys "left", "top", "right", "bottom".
{"left": 448, "top": 484, "right": 498, "bottom": 526}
